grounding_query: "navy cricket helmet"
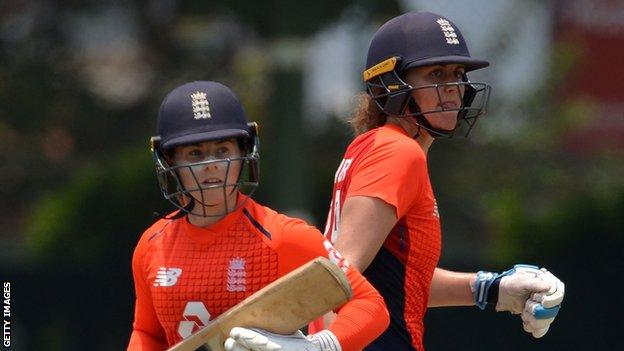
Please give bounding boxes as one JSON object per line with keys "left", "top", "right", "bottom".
{"left": 363, "top": 11, "right": 492, "bottom": 137}
{"left": 150, "top": 81, "right": 259, "bottom": 217}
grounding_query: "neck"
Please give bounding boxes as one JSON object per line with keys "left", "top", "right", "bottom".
{"left": 387, "top": 117, "right": 434, "bottom": 155}
{"left": 185, "top": 192, "right": 239, "bottom": 227}
{"left": 415, "top": 133, "right": 434, "bottom": 155}
{"left": 187, "top": 212, "right": 226, "bottom": 227}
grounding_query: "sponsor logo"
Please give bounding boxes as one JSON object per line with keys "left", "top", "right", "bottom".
{"left": 362, "top": 57, "right": 398, "bottom": 81}
{"left": 178, "top": 302, "right": 211, "bottom": 339}
{"left": 154, "top": 267, "right": 182, "bottom": 287}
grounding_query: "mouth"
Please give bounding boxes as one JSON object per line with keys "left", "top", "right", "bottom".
{"left": 202, "top": 178, "right": 224, "bottom": 186}
{"left": 439, "top": 101, "right": 459, "bottom": 110}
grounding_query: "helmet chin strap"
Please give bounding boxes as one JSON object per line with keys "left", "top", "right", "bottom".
{"left": 189, "top": 182, "right": 243, "bottom": 217}
{"left": 404, "top": 99, "right": 455, "bottom": 138}
{"left": 394, "top": 115, "right": 421, "bottom": 139}
{"left": 165, "top": 198, "right": 195, "bottom": 220}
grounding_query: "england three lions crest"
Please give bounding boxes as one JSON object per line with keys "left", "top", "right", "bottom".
{"left": 227, "top": 257, "right": 246, "bottom": 292}
{"left": 191, "top": 91, "right": 211, "bottom": 119}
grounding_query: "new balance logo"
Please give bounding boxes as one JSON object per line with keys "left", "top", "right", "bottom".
{"left": 154, "top": 267, "right": 182, "bottom": 287}
{"left": 227, "top": 257, "right": 246, "bottom": 292}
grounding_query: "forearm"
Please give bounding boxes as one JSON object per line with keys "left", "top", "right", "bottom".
{"left": 329, "top": 266, "right": 389, "bottom": 351}
{"left": 427, "top": 267, "right": 476, "bottom": 307}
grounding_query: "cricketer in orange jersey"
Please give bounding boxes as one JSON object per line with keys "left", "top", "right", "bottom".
{"left": 319, "top": 123, "right": 441, "bottom": 349}
{"left": 129, "top": 196, "right": 387, "bottom": 350}
{"left": 127, "top": 81, "right": 388, "bottom": 351}
{"left": 310, "top": 12, "right": 565, "bottom": 350}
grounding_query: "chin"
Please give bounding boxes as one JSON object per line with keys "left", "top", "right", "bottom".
{"left": 428, "top": 113, "right": 457, "bottom": 131}
{"left": 204, "top": 188, "right": 239, "bottom": 205}
{"left": 185, "top": 189, "right": 219, "bottom": 205}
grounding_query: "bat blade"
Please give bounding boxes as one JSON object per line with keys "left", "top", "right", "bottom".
{"left": 166, "top": 257, "right": 352, "bottom": 351}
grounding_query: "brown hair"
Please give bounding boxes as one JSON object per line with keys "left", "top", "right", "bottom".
{"left": 348, "top": 93, "right": 387, "bottom": 136}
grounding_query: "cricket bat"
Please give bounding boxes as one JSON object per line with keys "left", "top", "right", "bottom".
{"left": 166, "top": 257, "right": 353, "bottom": 351}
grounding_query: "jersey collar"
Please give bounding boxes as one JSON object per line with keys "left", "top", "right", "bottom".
{"left": 179, "top": 193, "right": 251, "bottom": 244}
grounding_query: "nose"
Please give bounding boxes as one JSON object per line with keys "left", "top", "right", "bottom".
{"left": 203, "top": 158, "right": 222, "bottom": 171}
{"left": 441, "top": 82, "right": 464, "bottom": 101}
{"left": 442, "top": 81, "right": 459, "bottom": 92}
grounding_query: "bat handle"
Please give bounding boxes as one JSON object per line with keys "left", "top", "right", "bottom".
{"left": 533, "top": 304, "right": 560, "bottom": 319}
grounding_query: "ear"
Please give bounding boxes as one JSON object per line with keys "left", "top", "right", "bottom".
{"left": 236, "top": 138, "right": 247, "bottom": 156}
{"left": 163, "top": 149, "right": 176, "bottom": 166}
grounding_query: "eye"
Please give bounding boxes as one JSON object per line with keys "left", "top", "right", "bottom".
{"left": 430, "top": 69, "right": 444, "bottom": 78}
{"left": 184, "top": 148, "right": 204, "bottom": 161}
{"left": 215, "top": 147, "right": 232, "bottom": 158}
{"left": 188, "top": 149, "right": 202, "bottom": 157}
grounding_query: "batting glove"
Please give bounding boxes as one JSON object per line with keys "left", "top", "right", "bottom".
{"left": 224, "top": 327, "right": 341, "bottom": 351}
{"left": 472, "top": 265, "right": 565, "bottom": 338}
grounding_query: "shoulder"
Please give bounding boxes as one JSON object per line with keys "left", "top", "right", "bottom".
{"left": 133, "top": 214, "right": 177, "bottom": 259}
{"left": 244, "top": 201, "right": 338, "bottom": 275}
{"left": 374, "top": 125, "right": 425, "bottom": 160}
{"left": 351, "top": 125, "right": 426, "bottom": 175}
{"left": 243, "top": 200, "right": 320, "bottom": 241}
{"left": 243, "top": 200, "right": 325, "bottom": 250}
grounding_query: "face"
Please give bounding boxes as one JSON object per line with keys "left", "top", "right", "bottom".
{"left": 171, "top": 138, "right": 242, "bottom": 214}
{"left": 404, "top": 64, "right": 466, "bottom": 131}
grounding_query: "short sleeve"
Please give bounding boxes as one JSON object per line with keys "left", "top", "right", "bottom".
{"left": 347, "top": 137, "right": 427, "bottom": 219}
{"left": 273, "top": 217, "right": 335, "bottom": 275}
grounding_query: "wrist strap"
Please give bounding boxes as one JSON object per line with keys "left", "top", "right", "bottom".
{"left": 473, "top": 271, "right": 500, "bottom": 310}
{"left": 486, "top": 276, "right": 500, "bottom": 307}
{"left": 309, "top": 330, "right": 342, "bottom": 351}
{"left": 474, "top": 264, "right": 539, "bottom": 310}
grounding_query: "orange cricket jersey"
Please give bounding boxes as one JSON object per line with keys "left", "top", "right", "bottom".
{"left": 323, "top": 124, "right": 442, "bottom": 350}
{"left": 127, "top": 196, "right": 388, "bottom": 351}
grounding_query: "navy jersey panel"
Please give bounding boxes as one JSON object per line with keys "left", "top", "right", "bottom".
{"left": 363, "top": 247, "right": 417, "bottom": 351}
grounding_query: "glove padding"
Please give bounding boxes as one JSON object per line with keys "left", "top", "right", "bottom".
{"left": 224, "top": 327, "right": 341, "bottom": 351}
{"left": 519, "top": 269, "right": 565, "bottom": 338}
{"left": 473, "top": 265, "right": 565, "bottom": 338}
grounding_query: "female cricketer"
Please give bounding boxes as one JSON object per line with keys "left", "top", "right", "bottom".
{"left": 127, "top": 81, "right": 389, "bottom": 351}
{"left": 309, "top": 11, "right": 565, "bottom": 350}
